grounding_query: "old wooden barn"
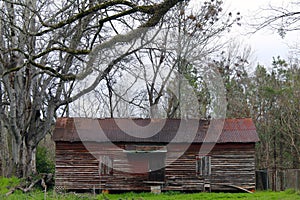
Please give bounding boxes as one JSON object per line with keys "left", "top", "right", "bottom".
{"left": 53, "top": 118, "right": 259, "bottom": 192}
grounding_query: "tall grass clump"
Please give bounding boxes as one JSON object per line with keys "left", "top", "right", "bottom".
{"left": 0, "top": 177, "right": 20, "bottom": 194}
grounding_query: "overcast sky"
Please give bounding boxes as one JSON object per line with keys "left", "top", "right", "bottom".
{"left": 224, "top": 0, "right": 300, "bottom": 67}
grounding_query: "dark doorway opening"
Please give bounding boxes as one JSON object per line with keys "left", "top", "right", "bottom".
{"left": 148, "top": 153, "right": 165, "bottom": 181}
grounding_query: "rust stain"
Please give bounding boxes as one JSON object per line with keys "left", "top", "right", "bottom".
{"left": 53, "top": 118, "right": 259, "bottom": 143}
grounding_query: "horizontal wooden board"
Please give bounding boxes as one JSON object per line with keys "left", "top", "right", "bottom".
{"left": 55, "top": 142, "right": 256, "bottom": 192}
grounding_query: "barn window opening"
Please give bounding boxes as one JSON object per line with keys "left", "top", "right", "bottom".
{"left": 99, "top": 155, "right": 113, "bottom": 175}
{"left": 196, "top": 155, "right": 211, "bottom": 176}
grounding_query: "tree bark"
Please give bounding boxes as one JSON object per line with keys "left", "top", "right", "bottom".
{"left": 0, "top": 0, "right": 184, "bottom": 178}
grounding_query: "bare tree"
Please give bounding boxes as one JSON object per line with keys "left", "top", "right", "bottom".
{"left": 211, "top": 41, "right": 253, "bottom": 118}
{"left": 75, "top": 0, "right": 242, "bottom": 119}
{"left": 0, "top": 0, "right": 184, "bottom": 177}
{"left": 250, "top": 1, "right": 300, "bottom": 38}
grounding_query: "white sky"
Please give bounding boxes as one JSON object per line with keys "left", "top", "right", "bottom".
{"left": 224, "top": 0, "right": 300, "bottom": 67}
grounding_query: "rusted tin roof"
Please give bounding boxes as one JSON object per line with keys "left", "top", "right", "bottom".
{"left": 53, "top": 118, "right": 259, "bottom": 143}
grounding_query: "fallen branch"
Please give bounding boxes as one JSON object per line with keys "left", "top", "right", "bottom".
{"left": 5, "top": 173, "right": 52, "bottom": 197}
{"left": 6, "top": 178, "right": 40, "bottom": 196}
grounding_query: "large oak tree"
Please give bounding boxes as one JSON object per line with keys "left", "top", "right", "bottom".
{"left": 0, "top": 0, "right": 184, "bottom": 177}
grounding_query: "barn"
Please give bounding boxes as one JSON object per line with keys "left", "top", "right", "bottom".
{"left": 53, "top": 118, "right": 259, "bottom": 192}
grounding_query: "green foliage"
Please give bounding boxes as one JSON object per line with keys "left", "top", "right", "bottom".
{"left": 0, "top": 177, "right": 20, "bottom": 194}
{"left": 36, "top": 146, "right": 55, "bottom": 174}
{"left": 251, "top": 57, "right": 300, "bottom": 173}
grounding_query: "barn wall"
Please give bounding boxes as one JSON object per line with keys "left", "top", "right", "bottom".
{"left": 55, "top": 142, "right": 150, "bottom": 190}
{"left": 55, "top": 142, "right": 256, "bottom": 191}
{"left": 210, "top": 144, "right": 256, "bottom": 191}
{"left": 164, "top": 143, "right": 256, "bottom": 191}
{"left": 55, "top": 142, "right": 101, "bottom": 190}
{"left": 164, "top": 144, "right": 203, "bottom": 191}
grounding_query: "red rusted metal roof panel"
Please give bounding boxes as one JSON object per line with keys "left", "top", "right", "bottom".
{"left": 53, "top": 118, "right": 259, "bottom": 143}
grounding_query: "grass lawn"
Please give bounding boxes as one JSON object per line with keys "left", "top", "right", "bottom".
{"left": 1, "top": 178, "right": 300, "bottom": 199}
{"left": 1, "top": 190, "right": 300, "bottom": 200}
{"left": 104, "top": 190, "right": 300, "bottom": 200}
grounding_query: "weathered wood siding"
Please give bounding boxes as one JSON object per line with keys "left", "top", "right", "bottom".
{"left": 210, "top": 144, "right": 256, "bottom": 191}
{"left": 55, "top": 142, "right": 101, "bottom": 190}
{"left": 164, "top": 144, "right": 203, "bottom": 191}
{"left": 55, "top": 142, "right": 255, "bottom": 191}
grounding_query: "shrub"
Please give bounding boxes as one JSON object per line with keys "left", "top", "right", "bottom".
{"left": 36, "top": 146, "right": 55, "bottom": 174}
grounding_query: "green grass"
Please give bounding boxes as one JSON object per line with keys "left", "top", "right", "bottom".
{"left": 0, "top": 190, "right": 300, "bottom": 200}
{"left": 1, "top": 178, "right": 300, "bottom": 200}
{"left": 102, "top": 190, "right": 300, "bottom": 200}
{"left": 0, "top": 177, "right": 20, "bottom": 194}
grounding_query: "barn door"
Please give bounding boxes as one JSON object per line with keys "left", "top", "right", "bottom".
{"left": 148, "top": 153, "right": 165, "bottom": 181}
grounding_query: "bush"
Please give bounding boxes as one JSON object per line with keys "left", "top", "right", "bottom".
{"left": 36, "top": 146, "right": 55, "bottom": 174}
